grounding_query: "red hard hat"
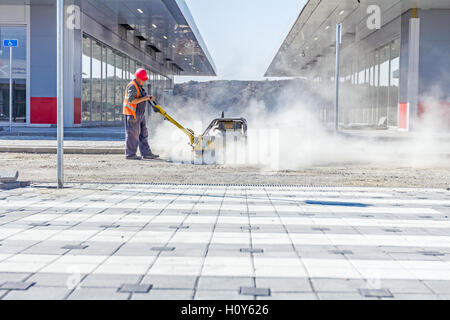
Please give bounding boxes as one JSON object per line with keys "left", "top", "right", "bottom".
{"left": 135, "top": 68, "right": 149, "bottom": 81}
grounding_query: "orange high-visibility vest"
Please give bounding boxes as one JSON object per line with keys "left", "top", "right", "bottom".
{"left": 123, "top": 80, "right": 141, "bottom": 119}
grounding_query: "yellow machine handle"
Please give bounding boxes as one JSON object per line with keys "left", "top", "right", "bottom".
{"left": 150, "top": 101, "right": 196, "bottom": 148}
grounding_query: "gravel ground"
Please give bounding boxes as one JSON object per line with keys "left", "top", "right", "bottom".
{"left": 1, "top": 152, "right": 450, "bottom": 188}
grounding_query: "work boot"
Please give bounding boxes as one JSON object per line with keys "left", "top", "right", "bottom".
{"left": 143, "top": 154, "right": 159, "bottom": 160}
{"left": 126, "top": 155, "right": 142, "bottom": 160}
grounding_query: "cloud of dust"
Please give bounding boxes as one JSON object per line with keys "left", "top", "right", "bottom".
{"left": 147, "top": 79, "right": 449, "bottom": 171}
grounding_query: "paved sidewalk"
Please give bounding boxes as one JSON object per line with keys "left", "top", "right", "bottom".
{"left": 0, "top": 183, "right": 450, "bottom": 300}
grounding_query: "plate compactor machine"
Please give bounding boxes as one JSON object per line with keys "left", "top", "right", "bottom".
{"left": 149, "top": 100, "right": 248, "bottom": 164}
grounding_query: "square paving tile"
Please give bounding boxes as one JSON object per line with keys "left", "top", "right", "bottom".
{"left": 240, "top": 248, "right": 264, "bottom": 253}
{"left": 0, "top": 281, "right": 36, "bottom": 290}
{"left": 61, "top": 245, "right": 89, "bottom": 250}
{"left": 239, "top": 287, "right": 271, "bottom": 296}
{"left": 118, "top": 283, "right": 153, "bottom": 293}
{"left": 359, "top": 288, "right": 394, "bottom": 298}
{"left": 151, "top": 247, "right": 176, "bottom": 252}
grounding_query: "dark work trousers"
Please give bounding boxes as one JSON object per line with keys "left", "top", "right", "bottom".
{"left": 125, "top": 112, "right": 152, "bottom": 158}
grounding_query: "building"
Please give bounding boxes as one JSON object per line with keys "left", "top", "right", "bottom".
{"left": 0, "top": 0, "right": 216, "bottom": 128}
{"left": 266, "top": 0, "right": 450, "bottom": 131}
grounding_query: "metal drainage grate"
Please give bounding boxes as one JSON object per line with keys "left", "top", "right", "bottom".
{"left": 239, "top": 287, "right": 271, "bottom": 296}
{"left": 418, "top": 216, "right": 433, "bottom": 219}
{"left": 359, "top": 288, "right": 394, "bottom": 298}
{"left": 118, "top": 284, "right": 153, "bottom": 294}
{"left": 0, "top": 282, "right": 36, "bottom": 291}
{"left": 151, "top": 247, "right": 176, "bottom": 251}
{"left": 360, "top": 215, "right": 374, "bottom": 218}
{"left": 61, "top": 244, "right": 89, "bottom": 250}
{"left": 240, "top": 248, "right": 264, "bottom": 254}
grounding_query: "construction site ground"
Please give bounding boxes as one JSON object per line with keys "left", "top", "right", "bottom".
{"left": 1, "top": 152, "right": 450, "bottom": 188}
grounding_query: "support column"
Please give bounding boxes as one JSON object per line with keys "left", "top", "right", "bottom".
{"left": 406, "top": 10, "right": 420, "bottom": 131}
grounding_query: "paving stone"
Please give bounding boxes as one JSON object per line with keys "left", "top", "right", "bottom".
{"left": 118, "top": 283, "right": 153, "bottom": 293}
{"left": 423, "top": 280, "right": 450, "bottom": 294}
{"left": 28, "top": 273, "right": 80, "bottom": 287}
{"left": 195, "top": 290, "right": 250, "bottom": 300}
{"left": 329, "top": 250, "right": 354, "bottom": 255}
{"left": 141, "top": 275, "right": 198, "bottom": 289}
{"left": 418, "top": 251, "right": 445, "bottom": 256}
{"left": 384, "top": 229, "right": 402, "bottom": 233}
{"left": 169, "top": 225, "right": 189, "bottom": 229}
{"left": 151, "top": 247, "right": 176, "bottom": 251}
{"left": 390, "top": 293, "right": 441, "bottom": 300}
{"left": 311, "top": 279, "right": 368, "bottom": 293}
{"left": 359, "top": 288, "right": 394, "bottom": 298}
{"left": 61, "top": 245, "right": 89, "bottom": 250}
{"left": 311, "top": 227, "right": 331, "bottom": 231}
{"left": 68, "top": 288, "right": 129, "bottom": 300}
{"left": 2, "top": 286, "right": 71, "bottom": 300}
{"left": 240, "top": 248, "right": 264, "bottom": 253}
{"left": 132, "top": 289, "right": 194, "bottom": 300}
{"left": 99, "top": 224, "right": 120, "bottom": 228}
{"left": 318, "top": 292, "right": 367, "bottom": 300}
{"left": 81, "top": 274, "right": 141, "bottom": 288}
{"left": 255, "top": 277, "right": 312, "bottom": 292}
{"left": 240, "top": 226, "right": 260, "bottom": 231}
{"left": 378, "top": 280, "right": 433, "bottom": 294}
{"left": 197, "top": 277, "right": 253, "bottom": 291}
{"left": 28, "top": 223, "right": 50, "bottom": 227}
{"left": 0, "top": 273, "right": 31, "bottom": 283}
{"left": 239, "top": 287, "right": 271, "bottom": 296}
{"left": 0, "top": 281, "right": 36, "bottom": 290}
{"left": 257, "top": 292, "right": 316, "bottom": 300}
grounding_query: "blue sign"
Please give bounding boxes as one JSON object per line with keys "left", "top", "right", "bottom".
{"left": 3, "top": 39, "right": 18, "bottom": 47}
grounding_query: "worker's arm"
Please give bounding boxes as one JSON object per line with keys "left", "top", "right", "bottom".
{"left": 130, "top": 96, "right": 154, "bottom": 105}
{"left": 128, "top": 85, "right": 155, "bottom": 105}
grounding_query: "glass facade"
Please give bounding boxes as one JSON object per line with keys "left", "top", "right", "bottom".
{"left": 340, "top": 38, "right": 401, "bottom": 128}
{"left": 82, "top": 34, "right": 172, "bottom": 126}
{"left": 0, "top": 26, "right": 27, "bottom": 124}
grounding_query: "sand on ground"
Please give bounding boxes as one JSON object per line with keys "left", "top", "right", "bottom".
{"left": 1, "top": 153, "right": 449, "bottom": 189}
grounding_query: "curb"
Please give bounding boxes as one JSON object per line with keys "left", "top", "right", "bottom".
{"left": 0, "top": 146, "right": 124, "bottom": 155}
{"left": 0, "top": 181, "right": 30, "bottom": 190}
{"left": 0, "top": 132, "right": 124, "bottom": 139}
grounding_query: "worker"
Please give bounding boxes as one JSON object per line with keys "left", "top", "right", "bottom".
{"left": 123, "top": 68, "right": 159, "bottom": 160}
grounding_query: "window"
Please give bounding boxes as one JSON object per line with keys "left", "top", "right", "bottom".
{"left": 82, "top": 35, "right": 91, "bottom": 122}
{"left": 91, "top": 41, "right": 102, "bottom": 122}
{"left": 106, "top": 47, "right": 115, "bottom": 122}
{"left": 81, "top": 34, "right": 172, "bottom": 125}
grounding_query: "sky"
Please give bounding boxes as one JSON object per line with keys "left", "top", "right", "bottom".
{"left": 174, "top": 0, "right": 307, "bottom": 83}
